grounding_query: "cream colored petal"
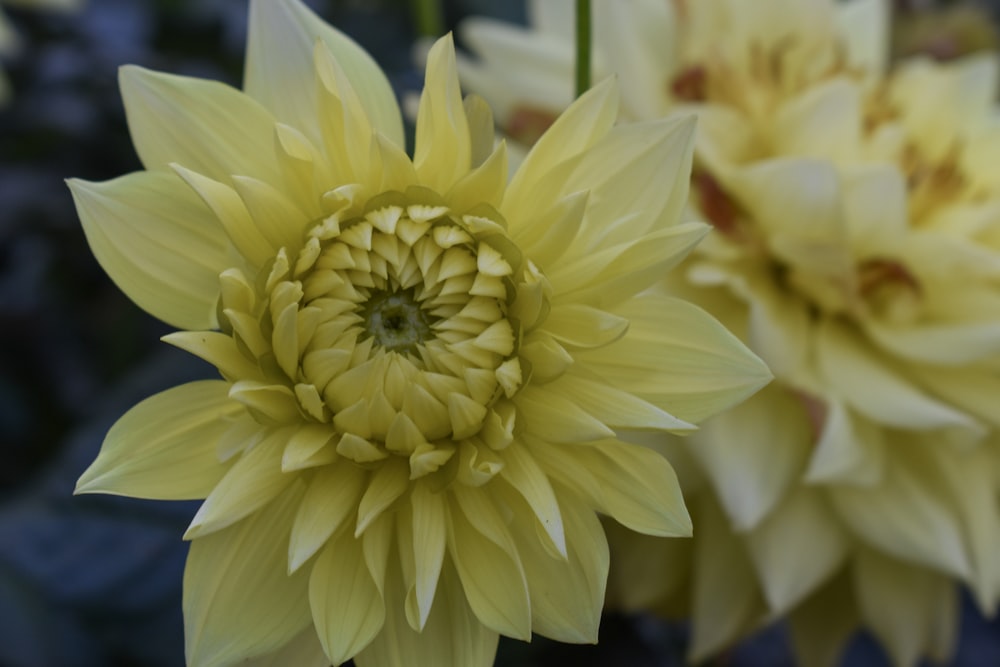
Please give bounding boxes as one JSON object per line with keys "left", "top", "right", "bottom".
{"left": 865, "top": 319, "right": 1000, "bottom": 365}
{"left": 355, "top": 561, "right": 499, "bottom": 667}
{"left": 774, "top": 78, "right": 862, "bottom": 162}
{"left": 853, "top": 547, "right": 958, "bottom": 667}
{"left": 541, "top": 303, "right": 628, "bottom": 350}
{"left": 288, "top": 461, "right": 365, "bottom": 572}
{"left": 804, "top": 398, "right": 886, "bottom": 485}
{"left": 688, "top": 493, "right": 764, "bottom": 663}
{"left": 184, "top": 486, "right": 312, "bottom": 667}
{"left": 838, "top": 0, "right": 889, "bottom": 81}
{"left": 744, "top": 487, "right": 849, "bottom": 614}
{"left": 515, "top": 384, "right": 615, "bottom": 443}
{"left": 119, "top": 66, "right": 281, "bottom": 184}
{"left": 688, "top": 383, "right": 812, "bottom": 532}
{"left": 245, "top": 0, "right": 403, "bottom": 148}
{"left": 593, "top": 0, "right": 676, "bottom": 120}
{"left": 549, "top": 372, "right": 695, "bottom": 434}
{"left": 162, "top": 331, "right": 262, "bottom": 382}
{"left": 445, "top": 140, "right": 508, "bottom": 215}
{"left": 68, "top": 172, "right": 229, "bottom": 330}
{"left": 448, "top": 486, "right": 531, "bottom": 639}
{"left": 355, "top": 457, "right": 409, "bottom": 536}
{"left": 536, "top": 437, "right": 691, "bottom": 538}
{"left": 726, "top": 158, "right": 849, "bottom": 272}
{"left": 817, "top": 319, "right": 983, "bottom": 434}
{"left": 75, "top": 381, "right": 238, "bottom": 499}
{"left": 507, "top": 484, "right": 608, "bottom": 643}
{"left": 557, "top": 115, "right": 697, "bottom": 251}
{"left": 578, "top": 292, "right": 773, "bottom": 424}
{"left": 414, "top": 34, "right": 471, "bottom": 193}
{"left": 922, "top": 443, "right": 1000, "bottom": 610}
{"left": 841, "top": 163, "right": 908, "bottom": 252}
{"left": 238, "top": 628, "right": 328, "bottom": 667}
{"left": 185, "top": 429, "right": 294, "bottom": 539}
{"left": 786, "top": 569, "right": 859, "bottom": 667}
{"left": 498, "top": 443, "right": 566, "bottom": 558}
{"left": 309, "top": 526, "right": 385, "bottom": 665}
{"left": 171, "top": 164, "right": 275, "bottom": 269}
{"left": 407, "top": 481, "right": 447, "bottom": 631}
{"left": 829, "top": 444, "right": 972, "bottom": 579}
{"left": 527, "top": 0, "right": 575, "bottom": 41}
{"left": 232, "top": 175, "right": 310, "bottom": 253}
{"left": 548, "top": 221, "right": 709, "bottom": 307}
{"left": 503, "top": 77, "right": 618, "bottom": 225}
{"left": 908, "top": 365, "right": 1000, "bottom": 430}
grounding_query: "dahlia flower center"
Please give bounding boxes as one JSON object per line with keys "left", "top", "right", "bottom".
{"left": 218, "top": 197, "right": 528, "bottom": 475}
{"left": 361, "top": 288, "right": 436, "bottom": 352}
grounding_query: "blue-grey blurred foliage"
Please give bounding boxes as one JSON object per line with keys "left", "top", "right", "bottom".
{"left": 1, "top": 0, "right": 1000, "bottom": 665}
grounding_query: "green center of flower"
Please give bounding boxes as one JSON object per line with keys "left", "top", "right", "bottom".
{"left": 361, "top": 288, "right": 436, "bottom": 352}
{"left": 217, "top": 193, "right": 537, "bottom": 480}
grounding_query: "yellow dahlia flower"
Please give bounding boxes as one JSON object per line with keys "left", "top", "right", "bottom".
{"left": 459, "top": 1, "right": 1000, "bottom": 665}
{"left": 69, "top": 1, "right": 771, "bottom": 666}
{"left": 0, "top": 0, "right": 81, "bottom": 103}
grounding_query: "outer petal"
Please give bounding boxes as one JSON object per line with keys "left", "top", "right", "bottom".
{"left": 507, "top": 484, "right": 609, "bottom": 643}
{"left": 533, "top": 437, "right": 692, "bottom": 538}
{"left": 503, "top": 76, "right": 618, "bottom": 227}
{"left": 239, "top": 629, "right": 328, "bottom": 667}
{"left": 853, "top": 548, "right": 958, "bottom": 667}
{"left": 414, "top": 34, "right": 471, "bottom": 193}
{"left": 69, "top": 171, "right": 229, "bottom": 330}
{"left": 309, "top": 526, "right": 386, "bottom": 665}
{"left": 75, "top": 381, "right": 238, "bottom": 499}
{"left": 578, "top": 292, "right": 773, "bottom": 424}
{"left": 184, "top": 486, "right": 313, "bottom": 667}
{"left": 687, "top": 383, "right": 812, "bottom": 531}
{"left": 119, "top": 66, "right": 282, "bottom": 185}
{"left": 245, "top": 0, "right": 404, "bottom": 149}
{"left": 744, "top": 487, "right": 849, "bottom": 614}
{"left": 355, "top": 562, "right": 498, "bottom": 667}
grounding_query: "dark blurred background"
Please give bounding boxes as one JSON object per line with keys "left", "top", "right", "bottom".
{"left": 2, "top": 0, "right": 1000, "bottom": 665}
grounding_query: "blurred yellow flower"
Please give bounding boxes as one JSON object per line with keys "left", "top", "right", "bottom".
{"left": 0, "top": 0, "right": 81, "bottom": 103}
{"left": 69, "top": 1, "right": 770, "bottom": 665}
{"left": 459, "top": 0, "right": 1000, "bottom": 665}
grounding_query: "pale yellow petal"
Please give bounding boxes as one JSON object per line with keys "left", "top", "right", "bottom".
{"left": 119, "top": 65, "right": 281, "bottom": 184}
{"left": 744, "top": 487, "right": 849, "bottom": 614}
{"left": 185, "top": 429, "right": 294, "bottom": 539}
{"left": 515, "top": 384, "right": 615, "bottom": 443}
{"left": 355, "top": 561, "right": 498, "bottom": 667}
{"left": 830, "top": 444, "right": 972, "bottom": 579}
{"left": 853, "top": 548, "right": 958, "bottom": 667}
{"left": 817, "top": 319, "right": 983, "bottom": 434}
{"left": 309, "top": 526, "right": 385, "bottom": 665}
{"left": 75, "top": 381, "right": 238, "bottom": 499}
{"left": 184, "top": 486, "right": 312, "bottom": 667}
{"left": 578, "top": 293, "right": 772, "bottom": 424}
{"left": 688, "top": 383, "right": 811, "bottom": 531}
{"left": 786, "top": 569, "right": 859, "bottom": 667}
{"left": 688, "top": 494, "right": 764, "bottom": 662}
{"left": 550, "top": 372, "right": 695, "bottom": 434}
{"left": 288, "top": 461, "right": 365, "bottom": 572}
{"left": 407, "top": 481, "right": 447, "bottom": 630}
{"left": 238, "top": 628, "right": 328, "bottom": 667}
{"left": 414, "top": 34, "right": 471, "bottom": 193}
{"left": 68, "top": 172, "right": 228, "bottom": 330}
{"left": 504, "top": 76, "right": 618, "bottom": 225}
{"left": 498, "top": 443, "right": 567, "bottom": 558}
{"left": 245, "top": 0, "right": 404, "bottom": 148}
{"left": 449, "top": 485, "right": 531, "bottom": 639}
{"left": 507, "top": 484, "right": 608, "bottom": 643}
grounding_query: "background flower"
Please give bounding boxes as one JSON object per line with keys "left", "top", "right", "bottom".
{"left": 458, "top": 0, "right": 1000, "bottom": 665}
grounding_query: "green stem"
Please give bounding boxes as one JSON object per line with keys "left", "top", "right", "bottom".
{"left": 575, "top": 0, "right": 592, "bottom": 98}
{"left": 412, "top": 0, "right": 444, "bottom": 38}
